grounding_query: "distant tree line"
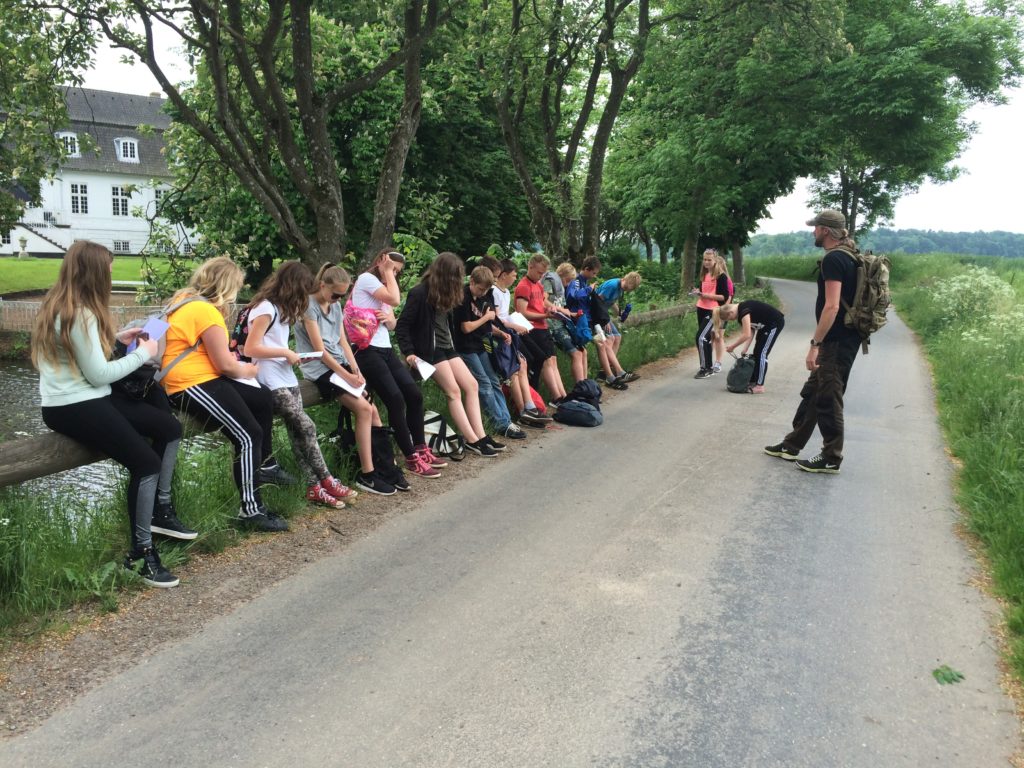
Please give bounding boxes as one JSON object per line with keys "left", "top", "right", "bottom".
{"left": 746, "top": 229, "right": 1024, "bottom": 259}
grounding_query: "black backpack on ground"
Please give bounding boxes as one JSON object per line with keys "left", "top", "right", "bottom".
{"left": 565, "top": 378, "right": 602, "bottom": 410}
{"left": 334, "top": 410, "right": 406, "bottom": 485}
{"left": 553, "top": 400, "right": 603, "bottom": 427}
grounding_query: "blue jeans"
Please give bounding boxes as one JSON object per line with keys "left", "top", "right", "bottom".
{"left": 460, "top": 350, "right": 512, "bottom": 430}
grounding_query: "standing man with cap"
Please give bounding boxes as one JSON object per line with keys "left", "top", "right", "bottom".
{"left": 764, "top": 209, "right": 861, "bottom": 473}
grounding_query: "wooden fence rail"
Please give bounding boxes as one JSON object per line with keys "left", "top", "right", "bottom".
{"left": 0, "top": 303, "right": 693, "bottom": 488}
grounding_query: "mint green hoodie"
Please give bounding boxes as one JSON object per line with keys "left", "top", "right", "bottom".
{"left": 37, "top": 309, "right": 153, "bottom": 407}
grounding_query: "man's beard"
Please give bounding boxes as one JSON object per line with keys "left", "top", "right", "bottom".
{"left": 814, "top": 232, "right": 825, "bottom": 247}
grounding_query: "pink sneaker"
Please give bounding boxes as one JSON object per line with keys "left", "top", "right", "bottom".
{"left": 748, "top": 385, "right": 765, "bottom": 394}
{"left": 306, "top": 482, "right": 346, "bottom": 509}
{"left": 406, "top": 453, "right": 442, "bottom": 478}
{"left": 321, "top": 475, "right": 358, "bottom": 500}
{"left": 415, "top": 444, "right": 448, "bottom": 468}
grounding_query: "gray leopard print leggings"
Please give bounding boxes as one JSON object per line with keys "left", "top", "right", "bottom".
{"left": 270, "top": 386, "right": 330, "bottom": 485}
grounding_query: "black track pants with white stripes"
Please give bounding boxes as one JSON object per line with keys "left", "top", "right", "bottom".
{"left": 169, "top": 377, "right": 273, "bottom": 516}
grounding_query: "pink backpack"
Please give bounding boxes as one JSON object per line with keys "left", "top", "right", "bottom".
{"left": 343, "top": 299, "right": 380, "bottom": 351}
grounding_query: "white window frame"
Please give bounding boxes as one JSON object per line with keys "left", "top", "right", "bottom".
{"left": 112, "top": 186, "right": 130, "bottom": 216}
{"left": 182, "top": 241, "right": 193, "bottom": 255}
{"left": 57, "top": 132, "right": 80, "bottom": 158}
{"left": 71, "top": 183, "right": 89, "bottom": 215}
{"left": 1, "top": 232, "right": 11, "bottom": 245}
{"left": 113, "top": 240, "right": 131, "bottom": 253}
{"left": 115, "top": 138, "right": 139, "bottom": 163}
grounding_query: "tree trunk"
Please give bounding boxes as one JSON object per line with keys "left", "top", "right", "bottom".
{"left": 639, "top": 229, "right": 653, "bottom": 261}
{"left": 681, "top": 231, "right": 698, "bottom": 292}
{"left": 731, "top": 242, "right": 744, "bottom": 284}
{"left": 366, "top": 2, "right": 429, "bottom": 260}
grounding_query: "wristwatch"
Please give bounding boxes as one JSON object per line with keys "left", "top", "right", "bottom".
{"left": 809, "top": 339, "right": 822, "bottom": 348}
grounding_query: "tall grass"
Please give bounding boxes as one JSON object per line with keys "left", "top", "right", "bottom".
{"left": 755, "top": 252, "right": 1024, "bottom": 675}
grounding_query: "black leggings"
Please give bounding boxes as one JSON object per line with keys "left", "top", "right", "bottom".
{"left": 169, "top": 377, "right": 274, "bottom": 516}
{"left": 355, "top": 345, "right": 425, "bottom": 458}
{"left": 695, "top": 308, "right": 715, "bottom": 370}
{"left": 42, "top": 395, "right": 181, "bottom": 551}
{"left": 749, "top": 321, "right": 785, "bottom": 385}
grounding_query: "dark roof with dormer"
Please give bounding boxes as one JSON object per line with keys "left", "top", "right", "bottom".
{"left": 59, "top": 87, "right": 171, "bottom": 179}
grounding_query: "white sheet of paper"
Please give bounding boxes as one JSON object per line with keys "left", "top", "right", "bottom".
{"left": 508, "top": 311, "right": 532, "bottom": 330}
{"left": 231, "top": 377, "right": 261, "bottom": 388}
{"left": 329, "top": 372, "right": 366, "bottom": 397}
{"left": 415, "top": 358, "right": 436, "bottom": 381}
{"left": 127, "top": 317, "right": 170, "bottom": 352}
{"left": 296, "top": 351, "right": 323, "bottom": 361}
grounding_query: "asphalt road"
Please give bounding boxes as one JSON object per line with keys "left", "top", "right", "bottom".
{"left": 2, "top": 278, "right": 1017, "bottom": 767}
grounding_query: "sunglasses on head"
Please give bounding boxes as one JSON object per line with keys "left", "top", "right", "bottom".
{"left": 331, "top": 291, "right": 347, "bottom": 301}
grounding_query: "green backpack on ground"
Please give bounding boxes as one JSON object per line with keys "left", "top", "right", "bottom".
{"left": 836, "top": 247, "right": 892, "bottom": 354}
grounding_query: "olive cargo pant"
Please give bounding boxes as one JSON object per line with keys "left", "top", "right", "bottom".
{"left": 782, "top": 337, "right": 860, "bottom": 463}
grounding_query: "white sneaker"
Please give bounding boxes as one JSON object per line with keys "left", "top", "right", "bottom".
{"left": 712, "top": 362, "right": 722, "bottom": 373}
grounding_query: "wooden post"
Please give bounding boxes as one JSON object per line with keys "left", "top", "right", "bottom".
{"left": 0, "top": 380, "right": 325, "bottom": 488}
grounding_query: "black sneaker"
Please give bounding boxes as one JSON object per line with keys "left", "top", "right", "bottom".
{"left": 356, "top": 471, "right": 398, "bottom": 496}
{"left": 606, "top": 376, "right": 628, "bottom": 390}
{"left": 235, "top": 507, "right": 289, "bottom": 532}
{"left": 764, "top": 443, "right": 799, "bottom": 461}
{"left": 502, "top": 423, "right": 527, "bottom": 440}
{"left": 796, "top": 454, "right": 841, "bottom": 474}
{"left": 257, "top": 463, "right": 297, "bottom": 486}
{"left": 151, "top": 501, "right": 199, "bottom": 541}
{"left": 465, "top": 439, "right": 498, "bottom": 457}
{"left": 483, "top": 435, "right": 507, "bottom": 452}
{"left": 594, "top": 373, "right": 608, "bottom": 383}
{"left": 620, "top": 371, "right": 640, "bottom": 383}
{"left": 124, "top": 547, "right": 179, "bottom": 588}
{"left": 694, "top": 369, "right": 714, "bottom": 379}
{"left": 519, "top": 410, "right": 551, "bottom": 428}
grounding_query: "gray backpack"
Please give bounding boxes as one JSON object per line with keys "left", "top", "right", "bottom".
{"left": 726, "top": 355, "right": 756, "bottom": 393}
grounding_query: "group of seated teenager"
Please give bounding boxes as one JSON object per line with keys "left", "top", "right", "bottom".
{"left": 30, "top": 243, "right": 641, "bottom": 589}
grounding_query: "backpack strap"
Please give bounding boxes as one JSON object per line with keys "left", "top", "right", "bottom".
{"left": 153, "top": 296, "right": 211, "bottom": 383}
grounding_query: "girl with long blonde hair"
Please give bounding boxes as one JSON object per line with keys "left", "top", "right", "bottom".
{"left": 160, "top": 256, "right": 288, "bottom": 533}
{"left": 32, "top": 240, "right": 183, "bottom": 587}
{"left": 692, "top": 249, "right": 731, "bottom": 379}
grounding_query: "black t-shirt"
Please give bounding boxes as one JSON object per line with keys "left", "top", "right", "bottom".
{"left": 452, "top": 284, "right": 495, "bottom": 354}
{"left": 817, "top": 249, "right": 860, "bottom": 343}
{"left": 737, "top": 300, "right": 784, "bottom": 328}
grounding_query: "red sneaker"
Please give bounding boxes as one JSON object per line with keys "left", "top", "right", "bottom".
{"left": 321, "top": 475, "right": 358, "bottom": 500}
{"left": 406, "top": 453, "right": 441, "bottom": 478}
{"left": 306, "top": 482, "right": 345, "bottom": 509}
{"left": 415, "top": 444, "right": 448, "bottom": 468}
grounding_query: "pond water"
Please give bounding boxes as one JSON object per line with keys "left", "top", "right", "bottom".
{"left": 0, "top": 358, "right": 130, "bottom": 496}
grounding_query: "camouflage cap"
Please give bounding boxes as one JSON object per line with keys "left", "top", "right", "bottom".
{"left": 806, "top": 209, "right": 846, "bottom": 229}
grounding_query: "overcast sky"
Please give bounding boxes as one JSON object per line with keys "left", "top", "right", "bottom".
{"left": 80, "top": 34, "right": 1024, "bottom": 235}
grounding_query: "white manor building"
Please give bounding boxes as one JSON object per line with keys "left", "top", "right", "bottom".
{"left": 1, "top": 87, "right": 194, "bottom": 258}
